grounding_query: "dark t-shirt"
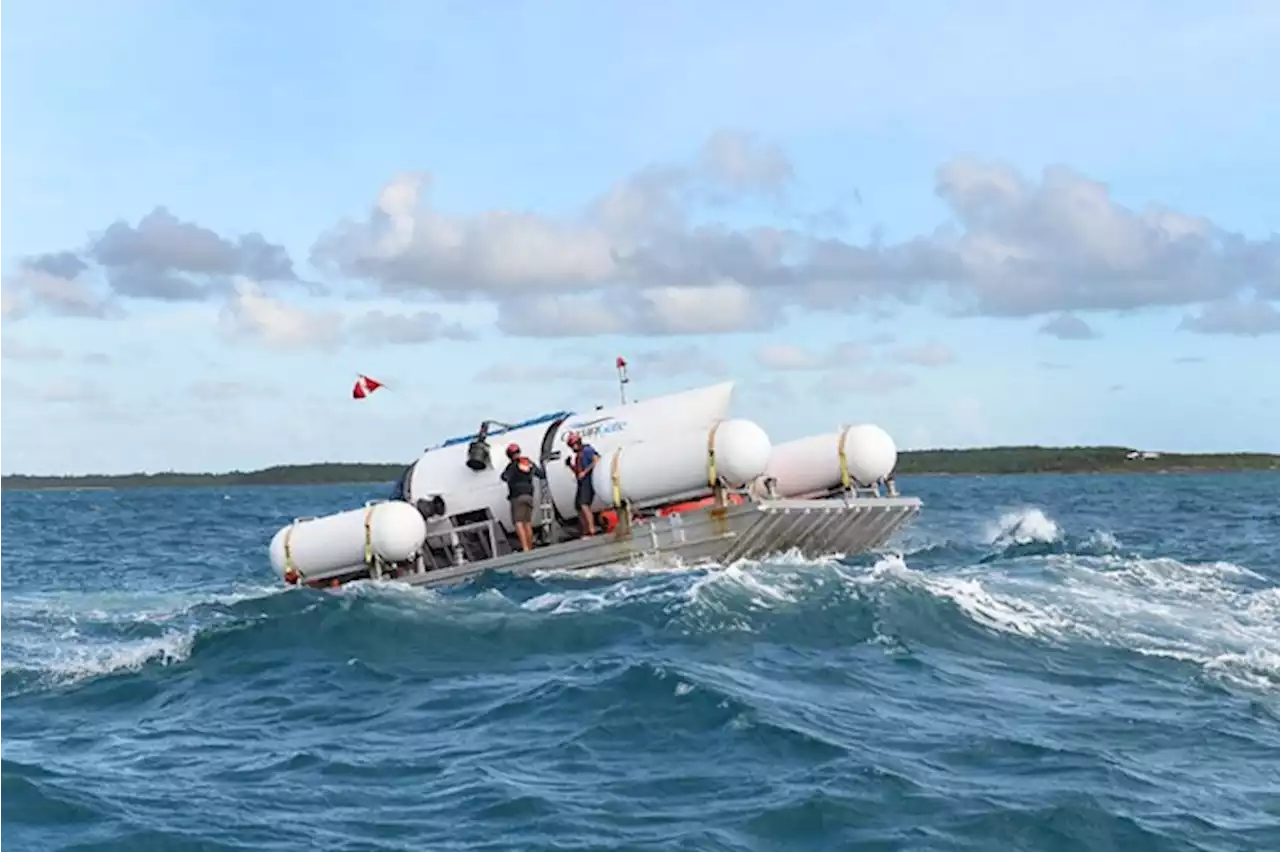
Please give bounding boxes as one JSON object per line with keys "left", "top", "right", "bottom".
{"left": 501, "top": 457, "right": 544, "bottom": 498}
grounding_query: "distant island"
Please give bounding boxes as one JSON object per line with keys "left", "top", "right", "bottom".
{"left": 3, "top": 447, "right": 1277, "bottom": 491}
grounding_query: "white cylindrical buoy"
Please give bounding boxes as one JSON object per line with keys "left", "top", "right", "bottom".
{"left": 842, "top": 424, "right": 897, "bottom": 486}
{"left": 591, "top": 418, "right": 773, "bottom": 509}
{"left": 268, "top": 500, "right": 428, "bottom": 582}
{"left": 754, "top": 424, "right": 898, "bottom": 498}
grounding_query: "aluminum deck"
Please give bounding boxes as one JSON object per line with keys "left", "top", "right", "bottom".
{"left": 348, "top": 494, "right": 922, "bottom": 591}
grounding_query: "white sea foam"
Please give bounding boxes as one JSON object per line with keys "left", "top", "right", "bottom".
{"left": 985, "top": 507, "right": 1063, "bottom": 546}
{"left": 1, "top": 583, "right": 285, "bottom": 688}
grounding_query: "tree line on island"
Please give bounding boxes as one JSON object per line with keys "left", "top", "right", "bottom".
{"left": 3, "top": 447, "right": 1277, "bottom": 491}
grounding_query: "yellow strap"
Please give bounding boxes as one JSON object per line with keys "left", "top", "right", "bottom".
{"left": 363, "top": 505, "right": 374, "bottom": 564}
{"left": 610, "top": 448, "right": 623, "bottom": 507}
{"left": 706, "top": 421, "right": 722, "bottom": 488}
{"left": 837, "top": 427, "right": 851, "bottom": 489}
{"left": 284, "top": 524, "right": 302, "bottom": 579}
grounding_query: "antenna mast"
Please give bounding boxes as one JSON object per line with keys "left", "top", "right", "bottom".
{"left": 616, "top": 356, "right": 630, "bottom": 405}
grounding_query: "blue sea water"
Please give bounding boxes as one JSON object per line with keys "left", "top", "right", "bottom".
{"left": 3, "top": 473, "right": 1279, "bottom": 851}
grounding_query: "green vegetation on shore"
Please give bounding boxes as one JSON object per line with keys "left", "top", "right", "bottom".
{"left": 892, "top": 446, "right": 1279, "bottom": 475}
{"left": 0, "top": 463, "right": 406, "bottom": 492}
{"left": 3, "top": 446, "right": 1276, "bottom": 491}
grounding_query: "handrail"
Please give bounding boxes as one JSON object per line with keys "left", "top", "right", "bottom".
{"left": 425, "top": 517, "right": 501, "bottom": 564}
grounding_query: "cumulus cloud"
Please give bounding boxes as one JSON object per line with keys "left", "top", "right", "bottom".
{"left": 307, "top": 135, "right": 1280, "bottom": 336}
{"left": 2, "top": 254, "right": 118, "bottom": 319}
{"left": 310, "top": 132, "right": 815, "bottom": 336}
{"left": 3, "top": 209, "right": 305, "bottom": 318}
{"left": 219, "top": 279, "right": 343, "bottom": 351}
{"left": 1178, "top": 298, "right": 1280, "bottom": 337}
{"left": 92, "top": 207, "right": 297, "bottom": 290}
{"left": 750, "top": 338, "right": 946, "bottom": 398}
{"left": 218, "top": 278, "right": 480, "bottom": 351}
{"left": 1038, "top": 313, "right": 1100, "bottom": 340}
{"left": 9, "top": 130, "right": 1278, "bottom": 341}
{"left": 347, "top": 310, "right": 475, "bottom": 345}
{"left": 491, "top": 279, "right": 779, "bottom": 339}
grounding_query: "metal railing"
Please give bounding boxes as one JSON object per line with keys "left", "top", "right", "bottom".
{"left": 425, "top": 517, "right": 501, "bottom": 566}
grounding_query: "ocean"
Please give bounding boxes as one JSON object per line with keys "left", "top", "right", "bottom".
{"left": 2, "top": 473, "right": 1277, "bottom": 851}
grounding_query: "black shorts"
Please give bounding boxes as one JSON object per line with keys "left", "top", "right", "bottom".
{"left": 575, "top": 477, "right": 595, "bottom": 509}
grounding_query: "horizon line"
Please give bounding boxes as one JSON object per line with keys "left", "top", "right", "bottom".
{"left": 4, "top": 444, "right": 1279, "bottom": 480}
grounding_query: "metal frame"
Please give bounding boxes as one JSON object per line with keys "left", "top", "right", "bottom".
{"left": 293, "top": 490, "right": 923, "bottom": 591}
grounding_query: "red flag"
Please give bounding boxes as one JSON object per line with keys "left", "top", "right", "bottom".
{"left": 352, "top": 374, "right": 383, "bottom": 399}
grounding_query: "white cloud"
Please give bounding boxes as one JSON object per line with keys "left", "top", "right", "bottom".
{"left": 1039, "top": 314, "right": 1100, "bottom": 340}
{"left": 305, "top": 136, "right": 1279, "bottom": 335}
{"left": 219, "top": 278, "right": 342, "bottom": 351}
{"left": 6, "top": 131, "right": 1278, "bottom": 343}
{"left": 4, "top": 266, "right": 117, "bottom": 319}
{"left": 1179, "top": 298, "right": 1280, "bottom": 337}
{"left": 347, "top": 309, "right": 475, "bottom": 345}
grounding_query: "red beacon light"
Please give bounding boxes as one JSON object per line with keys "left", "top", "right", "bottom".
{"left": 615, "top": 355, "right": 630, "bottom": 404}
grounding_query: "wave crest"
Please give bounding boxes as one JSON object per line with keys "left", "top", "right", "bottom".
{"left": 4, "top": 505, "right": 1276, "bottom": 703}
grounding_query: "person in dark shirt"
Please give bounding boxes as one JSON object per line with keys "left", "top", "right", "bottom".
{"left": 500, "top": 442, "right": 545, "bottom": 552}
{"left": 565, "top": 431, "right": 599, "bottom": 536}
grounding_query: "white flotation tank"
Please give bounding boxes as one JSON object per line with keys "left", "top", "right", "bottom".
{"left": 269, "top": 500, "right": 428, "bottom": 583}
{"left": 591, "top": 418, "right": 773, "bottom": 509}
{"left": 754, "top": 424, "right": 898, "bottom": 498}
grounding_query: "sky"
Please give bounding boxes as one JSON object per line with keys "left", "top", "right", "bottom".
{"left": 2, "top": 0, "right": 1279, "bottom": 476}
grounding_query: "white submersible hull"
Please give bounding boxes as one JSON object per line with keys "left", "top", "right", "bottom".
{"left": 266, "top": 381, "right": 923, "bottom": 590}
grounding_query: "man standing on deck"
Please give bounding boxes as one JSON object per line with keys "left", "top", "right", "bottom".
{"left": 565, "top": 431, "right": 599, "bottom": 536}
{"left": 500, "top": 443, "right": 545, "bottom": 552}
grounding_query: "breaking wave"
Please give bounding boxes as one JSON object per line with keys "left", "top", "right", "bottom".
{"left": 5, "top": 506, "right": 1275, "bottom": 702}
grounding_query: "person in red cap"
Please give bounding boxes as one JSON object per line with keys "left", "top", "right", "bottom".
{"left": 565, "top": 431, "right": 599, "bottom": 536}
{"left": 500, "top": 442, "right": 545, "bottom": 551}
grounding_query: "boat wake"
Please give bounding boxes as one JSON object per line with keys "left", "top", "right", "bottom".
{"left": 3, "top": 506, "right": 1276, "bottom": 704}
